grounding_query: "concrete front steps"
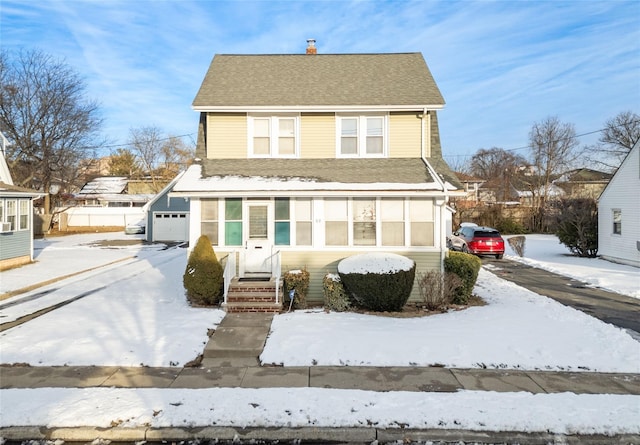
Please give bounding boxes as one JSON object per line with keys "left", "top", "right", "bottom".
{"left": 221, "top": 277, "right": 283, "bottom": 313}
{"left": 201, "top": 312, "right": 274, "bottom": 367}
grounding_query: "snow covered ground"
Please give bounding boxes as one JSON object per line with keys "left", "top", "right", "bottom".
{"left": 1, "top": 232, "right": 639, "bottom": 435}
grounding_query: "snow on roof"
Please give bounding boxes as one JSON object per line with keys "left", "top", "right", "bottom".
{"left": 77, "top": 177, "right": 128, "bottom": 195}
{"left": 338, "top": 252, "right": 415, "bottom": 275}
{"left": 173, "top": 165, "right": 443, "bottom": 193}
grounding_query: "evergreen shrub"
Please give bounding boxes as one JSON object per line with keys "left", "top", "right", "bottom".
{"left": 283, "top": 267, "right": 310, "bottom": 309}
{"left": 183, "top": 235, "right": 223, "bottom": 306}
{"left": 443, "top": 251, "right": 481, "bottom": 304}
{"left": 338, "top": 253, "right": 416, "bottom": 312}
{"left": 555, "top": 198, "right": 598, "bottom": 257}
{"left": 323, "top": 273, "right": 352, "bottom": 312}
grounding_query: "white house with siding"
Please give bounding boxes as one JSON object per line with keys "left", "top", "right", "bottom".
{"left": 598, "top": 140, "right": 640, "bottom": 267}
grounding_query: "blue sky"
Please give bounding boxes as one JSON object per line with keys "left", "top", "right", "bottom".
{"left": 1, "top": 0, "right": 639, "bottom": 165}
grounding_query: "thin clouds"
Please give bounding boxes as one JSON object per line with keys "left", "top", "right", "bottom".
{"left": 1, "top": 0, "right": 638, "bottom": 160}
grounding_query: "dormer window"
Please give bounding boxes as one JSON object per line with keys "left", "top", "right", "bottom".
{"left": 249, "top": 114, "right": 299, "bottom": 157}
{"left": 337, "top": 114, "right": 387, "bottom": 157}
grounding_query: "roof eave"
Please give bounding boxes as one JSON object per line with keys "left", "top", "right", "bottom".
{"left": 192, "top": 104, "right": 445, "bottom": 113}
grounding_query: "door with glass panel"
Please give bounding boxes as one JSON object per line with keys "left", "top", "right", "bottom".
{"left": 244, "top": 201, "right": 272, "bottom": 274}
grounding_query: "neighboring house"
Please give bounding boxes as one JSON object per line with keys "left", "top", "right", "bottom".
{"left": 598, "top": 141, "right": 640, "bottom": 267}
{"left": 553, "top": 168, "right": 612, "bottom": 200}
{"left": 71, "top": 177, "right": 154, "bottom": 207}
{"left": 61, "top": 176, "right": 154, "bottom": 230}
{"left": 0, "top": 132, "right": 43, "bottom": 270}
{"left": 171, "top": 42, "right": 463, "bottom": 310}
{"left": 451, "top": 172, "right": 484, "bottom": 206}
{"left": 144, "top": 171, "right": 190, "bottom": 242}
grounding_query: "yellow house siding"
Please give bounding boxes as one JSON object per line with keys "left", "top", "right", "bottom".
{"left": 206, "top": 113, "right": 247, "bottom": 159}
{"left": 389, "top": 112, "right": 422, "bottom": 158}
{"left": 300, "top": 113, "right": 335, "bottom": 158}
{"left": 280, "top": 250, "right": 441, "bottom": 305}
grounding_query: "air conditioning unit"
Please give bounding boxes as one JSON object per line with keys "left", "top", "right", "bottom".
{"left": 0, "top": 222, "right": 12, "bottom": 232}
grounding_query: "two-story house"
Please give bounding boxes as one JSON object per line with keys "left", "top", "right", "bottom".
{"left": 171, "top": 42, "right": 463, "bottom": 310}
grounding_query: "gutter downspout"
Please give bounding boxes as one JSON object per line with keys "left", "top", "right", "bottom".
{"left": 420, "top": 110, "right": 449, "bottom": 277}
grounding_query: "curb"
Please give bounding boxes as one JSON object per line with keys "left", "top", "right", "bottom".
{"left": 2, "top": 426, "right": 639, "bottom": 444}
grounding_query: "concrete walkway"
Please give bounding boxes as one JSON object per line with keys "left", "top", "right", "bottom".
{"left": 2, "top": 313, "right": 639, "bottom": 395}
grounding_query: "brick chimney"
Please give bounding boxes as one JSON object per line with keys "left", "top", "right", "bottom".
{"left": 306, "top": 39, "right": 317, "bottom": 54}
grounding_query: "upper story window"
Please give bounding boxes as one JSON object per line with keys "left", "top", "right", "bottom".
{"left": 249, "top": 115, "right": 298, "bottom": 158}
{"left": 337, "top": 114, "right": 386, "bottom": 157}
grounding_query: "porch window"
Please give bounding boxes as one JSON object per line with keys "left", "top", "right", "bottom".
{"left": 295, "top": 198, "right": 312, "bottom": 246}
{"left": 613, "top": 209, "right": 622, "bottom": 235}
{"left": 225, "top": 198, "right": 242, "bottom": 246}
{"left": 275, "top": 197, "right": 290, "bottom": 245}
{"left": 6, "top": 199, "right": 17, "bottom": 231}
{"left": 338, "top": 115, "right": 386, "bottom": 157}
{"left": 201, "top": 198, "right": 219, "bottom": 245}
{"left": 18, "top": 200, "right": 29, "bottom": 230}
{"left": 325, "top": 198, "right": 348, "bottom": 246}
{"left": 409, "top": 198, "right": 434, "bottom": 246}
{"left": 353, "top": 198, "right": 376, "bottom": 246}
{"left": 381, "top": 198, "right": 404, "bottom": 246}
{"left": 249, "top": 115, "right": 298, "bottom": 157}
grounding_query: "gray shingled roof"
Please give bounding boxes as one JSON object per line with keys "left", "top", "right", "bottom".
{"left": 200, "top": 158, "right": 434, "bottom": 184}
{"left": 193, "top": 53, "right": 445, "bottom": 108}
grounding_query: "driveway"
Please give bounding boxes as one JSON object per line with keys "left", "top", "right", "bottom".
{"left": 483, "top": 257, "right": 640, "bottom": 337}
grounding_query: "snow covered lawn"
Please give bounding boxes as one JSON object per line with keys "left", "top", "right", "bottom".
{"left": 1, "top": 232, "right": 639, "bottom": 435}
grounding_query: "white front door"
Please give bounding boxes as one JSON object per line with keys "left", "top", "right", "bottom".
{"left": 244, "top": 201, "right": 272, "bottom": 274}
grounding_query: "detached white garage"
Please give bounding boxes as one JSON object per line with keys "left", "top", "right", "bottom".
{"left": 145, "top": 172, "right": 191, "bottom": 243}
{"left": 152, "top": 212, "right": 189, "bottom": 242}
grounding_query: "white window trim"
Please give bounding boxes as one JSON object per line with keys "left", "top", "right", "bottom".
{"left": 336, "top": 113, "right": 388, "bottom": 158}
{"left": 248, "top": 114, "right": 300, "bottom": 158}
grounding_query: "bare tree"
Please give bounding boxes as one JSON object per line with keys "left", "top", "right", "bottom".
{"left": 128, "top": 126, "right": 194, "bottom": 192}
{"left": 584, "top": 111, "right": 640, "bottom": 172}
{"left": 0, "top": 49, "right": 103, "bottom": 213}
{"left": 469, "top": 147, "right": 528, "bottom": 180}
{"left": 528, "top": 116, "right": 580, "bottom": 231}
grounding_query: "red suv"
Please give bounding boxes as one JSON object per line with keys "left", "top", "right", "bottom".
{"left": 448, "top": 225, "right": 505, "bottom": 259}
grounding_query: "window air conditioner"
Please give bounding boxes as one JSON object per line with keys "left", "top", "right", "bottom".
{"left": 0, "top": 222, "right": 12, "bottom": 232}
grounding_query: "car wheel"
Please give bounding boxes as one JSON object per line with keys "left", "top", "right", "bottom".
{"left": 462, "top": 245, "right": 469, "bottom": 253}
{"left": 496, "top": 254, "right": 503, "bottom": 259}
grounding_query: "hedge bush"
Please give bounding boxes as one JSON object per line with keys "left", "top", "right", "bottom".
{"left": 283, "top": 268, "right": 310, "bottom": 309}
{"left": 443, "top": 251, "right": 481, "bottom": 304}
{"left": 183, "top": 235, "right": 223, "bottom": 306}
{"left": 338, "top": 253, "right": 416, "bottom": 312}
{"left": 323, "top": 273, "right": 352, "bottom": 312}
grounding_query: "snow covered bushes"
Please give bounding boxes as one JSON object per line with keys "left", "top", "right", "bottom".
{"left": 182, "top": 235, "right": 223, "bottom": 306}
{"left": 283, "top": 268, "right": 310, "bottom": 309}
{"left": 338, "top": 253, "right": 416, "bottom": 312}
{"left": 323, "top": 273, "right": 352, "bottom": 312}
{"left": 443, "top": 251, "right": 481, "bottom": 304}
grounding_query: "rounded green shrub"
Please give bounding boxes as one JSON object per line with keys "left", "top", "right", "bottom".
{"left": 323, "top": 273, "right": 352, "bottom": 312}
{"left": 443, "top": 251, "right": 482, "bottom": 304}
{"left": 183, "top": 235, "right": 223, "bottom": 306}
{"left": 338, "top": 253, "right": 416, "bottom": 312}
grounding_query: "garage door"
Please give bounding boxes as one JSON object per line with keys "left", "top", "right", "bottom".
{"left": 153, "top": 213, "right": 189, "bottom": 242}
